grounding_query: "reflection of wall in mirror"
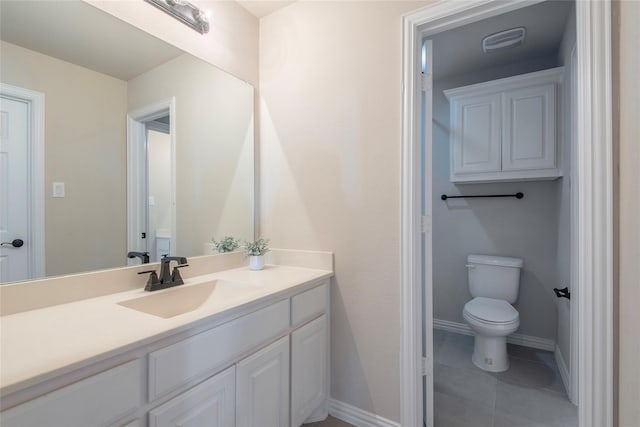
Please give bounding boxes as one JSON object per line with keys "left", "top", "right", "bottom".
{"left": 128, "top": 54, "right": 254, "bottom": 257}
{"left": 0, "top": 40, "right": 127, "bottom": 277}
{"left": 147, "top": 129, "right": 171, "bottom": 262}
{"left": 86, "top": 0, "right": 259, "bottom": 87}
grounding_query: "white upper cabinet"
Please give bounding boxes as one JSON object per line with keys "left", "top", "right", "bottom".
{"left": 445, "top": 67, "right": 564, "bottom": 183}
{"left": 451, "top": 93, "right": 502, "bottom": 175}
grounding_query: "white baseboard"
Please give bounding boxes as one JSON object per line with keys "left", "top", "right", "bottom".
{"left": 328, "top": 399, "right": 400, "bottom": 427}
{"left": 433, "top": 318, "right": 556, "bottom": 351}
{"left": 554, "top": 345, "right": 572, "bottom": 401}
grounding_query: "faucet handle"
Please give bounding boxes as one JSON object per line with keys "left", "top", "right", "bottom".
{"left": 138, "top": 269, "right": 160, "bottom": 291}
{"left": 170, "top": 264, "right": 189, "bottom": 286}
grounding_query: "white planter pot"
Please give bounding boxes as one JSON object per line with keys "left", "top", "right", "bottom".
{"left": 249, "top": 255, "right": 264, "bottom": 271}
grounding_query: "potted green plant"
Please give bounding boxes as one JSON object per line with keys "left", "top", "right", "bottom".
{"left": 244, "top": 238, "right": 270, "bottom": 270}
{"left": 212, "top": 236, "right": 240, "bottom": 253}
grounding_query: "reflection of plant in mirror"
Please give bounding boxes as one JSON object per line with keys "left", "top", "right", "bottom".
{"left": 212, "top": 236, "right": 240, "bottom": 253}
{"left": 244, "top": 238, "right": 270, "bottom": 256}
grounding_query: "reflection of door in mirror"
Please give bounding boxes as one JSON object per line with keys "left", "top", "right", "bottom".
{"left": 127, "top": 100, "right": 175, "bottom": 266}
{"left": 0, "top": 84, "right": 44, "bottom": 284}
{"left": 146, "top": 120, "right": 172, "bottom": 263}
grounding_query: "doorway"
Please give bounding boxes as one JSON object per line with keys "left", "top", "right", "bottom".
{"left": 0, "top": 83, "right": 44, "bottom": 283}
{"left": 423, "top": 2, "right": 577, "bottom": 425}
{"left": 127, "top": 98, "right": 176, "bottom": 264}
{"left": 400, "top": 1, "right": 613, "bottom": 427}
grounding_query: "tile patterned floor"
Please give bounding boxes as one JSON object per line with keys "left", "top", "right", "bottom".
{"left": 433, "top": 329, "right": 578, "bottom": 427}
{"left": 308, "top": 330, "right": 578, "bottom": 427}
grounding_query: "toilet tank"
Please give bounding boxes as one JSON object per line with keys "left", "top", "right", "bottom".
{"left": 467, "top": 254, "right": 523, "bottom": 303}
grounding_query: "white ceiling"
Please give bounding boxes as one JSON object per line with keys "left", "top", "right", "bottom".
{"left": 430, "top": 0, "right": 574, "bottom": 79}
{"left": 0, "top": 0, "right": 183, "bottom": 81}
{"left": 236, "top": 0, "right": 296, "bottom": 18}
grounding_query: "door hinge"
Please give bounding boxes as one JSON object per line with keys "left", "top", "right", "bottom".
{"left": 422, "top": 356, "right": 431, "bottom": 376}
{"left": 420, "top": 215, "right": 431, "bottom": 234}
{"left": 421, "top": 73, "right": 432, "bottom": 92}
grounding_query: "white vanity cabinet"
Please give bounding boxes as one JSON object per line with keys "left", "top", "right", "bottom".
{"left": 444, "top": 67, "right": 563, "bottom": 183}
{"left": 0, "top": 360, "right": 143, "bottom": 427}
{"left": 236, "top": 336, "right": 290, "bottom": 427}
{"left": 291, "top": 315, "right": 328, "bottom": 427}
{"left": 1, "top": 279, "right": 330, "bottom": 427}
{"left": 148, "top": 366, "right": 236, "bottom": 427}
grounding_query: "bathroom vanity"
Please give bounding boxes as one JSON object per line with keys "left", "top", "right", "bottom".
{"left": 0, "top": 250, "right": 332, "bottom": 427}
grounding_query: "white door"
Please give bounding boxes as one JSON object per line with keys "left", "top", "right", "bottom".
{"left": 450, "top": 93, "right": 502, "bottom": 177}
{"left": 291, "top": 315, "right": 328, "bottom": 427}
{"left": 422, "top": 40, "right": 434, "bottom": 427}
{"left": 0, "top": 95, "right": 30, "bottom": 283}
{"left": 501, "top": 83, "right": 557, "bottom": 171}
{"left": 236, "top": 336, "right": 289, "bottom": 427}
{"left": 149, "top": 366, "right": 236, "bottom": 427}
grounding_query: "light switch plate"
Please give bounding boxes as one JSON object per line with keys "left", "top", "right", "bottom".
{"left": 52, "top": 182, "right": 65, "bottom": 198}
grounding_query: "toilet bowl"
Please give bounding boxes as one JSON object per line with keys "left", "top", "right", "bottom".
{"left": 463, "top": 255, "right": 523, "bottom": 372}
{"left": 463, "top": 296, "right": 519, "bottom": 372}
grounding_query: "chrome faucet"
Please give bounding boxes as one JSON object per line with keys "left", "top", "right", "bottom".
{"left": 138, "top": 255, "right": 189, "bottom": 292}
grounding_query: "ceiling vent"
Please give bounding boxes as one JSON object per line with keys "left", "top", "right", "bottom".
{"left": 482, "top": 27, "right": 526, "bottom": 53}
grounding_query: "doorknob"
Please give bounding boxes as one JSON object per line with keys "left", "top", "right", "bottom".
{"left": 1, "top": 239, "right": 24, "bottom": 248}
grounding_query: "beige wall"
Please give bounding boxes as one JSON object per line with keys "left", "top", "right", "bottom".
{"left": 85, "top": 0, "right": 259, "bottom": 87}
{"left": 259, "top": 1, "right": 427, "bottom": 421}
{"left": 0, "top": 41, "right": 128, "bottom": 277}
{"left": 616, "top": 1, "right": 640, "bottom": 425}
{"left": 128, "top": 54, "right": 254, "bottom": 257}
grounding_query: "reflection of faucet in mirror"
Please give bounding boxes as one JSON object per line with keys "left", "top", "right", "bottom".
{"left": 138, "top": 255, "right": 189, "bottom": 292}
{"left": 127, "top": 251, "right": 150, "bottom": 264}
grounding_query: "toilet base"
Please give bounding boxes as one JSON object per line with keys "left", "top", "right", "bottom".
{"left": 471, "top": 334, "right": 509, "bottom": 372}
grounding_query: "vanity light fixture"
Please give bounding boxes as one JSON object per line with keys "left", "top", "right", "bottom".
{"left": 144, "top": 0, "right": 210, "bottom": 34}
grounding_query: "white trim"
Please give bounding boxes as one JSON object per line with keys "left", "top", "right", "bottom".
{"left": 401, "top": 1, "right": 613, "bottom": 427}
{"left": 126, "top": 98, "right": 176, "bottom": 260}
{"left": 400, "top": 5, "right": 423, "bottom": 426}
{"left": 575, "top": 2, "right": 613, "bottom": 425}
{"left": 568, "top": 43, "right": 580, "bottom": 406}
{"left": 555, "top": 344, "right": 571, "bottom": 399}
{"left": 0, "top": 83, "right": 45, "bottom": 280}
{"left": 433, "top": 319, "right": 555, "bottom": 352}
{"left": 329, "top": 399, "right": 400, "bottom": 427}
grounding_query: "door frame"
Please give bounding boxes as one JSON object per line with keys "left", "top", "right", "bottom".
{"left": 400, "top": 1, "right": 613, "bottom": 427}
{"left": 126, "top": 98, "right": 176, "bottom": 260}
{"left": 0, "top": 83, "right": 45, "bottom": 280}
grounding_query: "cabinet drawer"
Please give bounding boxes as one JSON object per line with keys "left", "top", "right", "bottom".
{"left": 149, "top": 299, "right": 289, "bottom": 400}
{"left": 1, "top": 359, "right": 142, "bottom": 427}
{"left": 291, "top": 283, "right": 327, "bottom": 327}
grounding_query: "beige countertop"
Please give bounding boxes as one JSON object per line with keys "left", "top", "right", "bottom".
{"left": 0, "top": 264, "right": 332, "bottom": 397}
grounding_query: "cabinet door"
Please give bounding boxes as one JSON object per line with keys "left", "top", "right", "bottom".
{"left": 236, "top": 336, "right": 290, "bottom": 427}
{"left": 502, "top": 84, "right": 556, "bottom": 171}
{"left": 291, "top": 315, "right": 327, "bottom": 427}
{"left": 450, "top": 93, "right": 502, "bottom": 178}
{"left": 148, "top": 366, "right": 235, "bottom": 427}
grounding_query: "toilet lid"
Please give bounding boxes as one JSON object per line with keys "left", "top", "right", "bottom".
{"left": 464, "top": 297, "right": 518, "bottom": 324}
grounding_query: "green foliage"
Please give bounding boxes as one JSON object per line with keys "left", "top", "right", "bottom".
{"left": 212, "top": 236, "right": 240, "bottom": 253}
{"left": 244, "top": 238, "right": 270, "bottom": 256}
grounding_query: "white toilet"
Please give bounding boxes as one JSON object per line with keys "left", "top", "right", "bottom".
{"left": 462, "top": 254, "right": 523, "bottom": 372}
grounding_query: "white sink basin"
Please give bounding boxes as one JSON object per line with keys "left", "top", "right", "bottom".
{"left": 117, "top": 280, "right": 257, "bottom": 318}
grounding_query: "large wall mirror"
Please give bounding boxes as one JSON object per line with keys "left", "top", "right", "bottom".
{"left": 0, "top": 0, "right": 254, "bottom": 283}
